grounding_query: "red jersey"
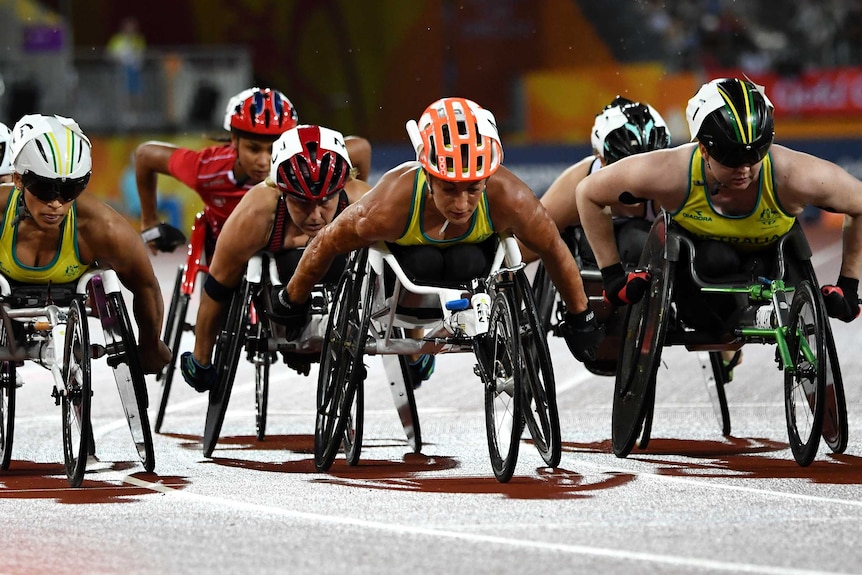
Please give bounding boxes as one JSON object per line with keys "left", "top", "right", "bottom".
{"left": 168, "top": 143, "right": 252, "bottom": 236}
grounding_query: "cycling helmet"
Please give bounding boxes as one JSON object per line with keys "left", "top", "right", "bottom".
{"left": 591, "top": 97, "right": 671, "bottom": 164}
{"left": 686, "top": 78, "right": 774, "bottom": 168}
{"left": 223, "top": 87, "right": 299, "bottom": 138}
{"left": 270, "top": 124, "right": 352, "bottom": 201}
{"left": 0, "top": 122, "right": 12, "bottom": 176}
{"left": 11, "top": 114, "right": 92, "bottom": 202}
{"left": 406, "top": 97, "right": 503, "bottom": 181}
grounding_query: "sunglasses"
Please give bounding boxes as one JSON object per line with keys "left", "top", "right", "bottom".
{"left": 707, "top": 141, "right": 771, "bottom": 169}
{"left": 21, "top": 171, "right": 90, "bottom": 203}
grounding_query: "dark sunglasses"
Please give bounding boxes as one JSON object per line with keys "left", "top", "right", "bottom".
{"left": 21, "top": 171, "right": 91, "bottom": 203}
{"left": 708, "top": 141, "right": 771, "bottom": 169}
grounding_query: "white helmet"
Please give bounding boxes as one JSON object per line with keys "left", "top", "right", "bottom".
{"left": 11, "top": 114, "right": 92, "bottom": 180}
{"left": 0, "top": 122, "right": 12, "bottom": 176}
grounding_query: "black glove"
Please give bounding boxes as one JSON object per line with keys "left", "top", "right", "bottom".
{"left": 601, "top": 263, "right": 650, "bottom": 307}
{"left": 822, "top": 275, "right": 860, "bottom": 322}
{"left": 141, "top": 223, "right": 187, "bottom": 253}
{"left": 558, "top": 308, "right": 604, "bottom": 363}
{"left": 268, "top": 286, "right": 312, "bottom": 338}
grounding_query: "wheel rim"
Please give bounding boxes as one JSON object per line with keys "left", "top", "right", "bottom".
{"left": 482, "top": 290, "right": 522, "bottom": 483}
{"left": 784, "top": 281, "right": 825, "bottom": 466}
{"left": 62, "top": 299, "right": 91, "bottom": 487}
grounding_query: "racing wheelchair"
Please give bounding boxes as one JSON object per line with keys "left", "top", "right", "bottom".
{"left": 315, "top": 234, "right": 561, "bottom": 483}
{"left": 0, "top": 269, "right": 155, "bottom": 487}
{"left": 200, "top": 250, "right": 339, "bottom": 457}
{"left": 613, "top": 211, "right": 847, "bottom": 467}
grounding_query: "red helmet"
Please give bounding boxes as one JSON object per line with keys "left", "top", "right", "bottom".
{"left": 406, "top": 97, "right": 503, "bottom": 181}
{"left": 270, "top": 125, "right": 352, "bottom": 201}
{"left": 223, "top": 87, "right": 298, "bottom": 137}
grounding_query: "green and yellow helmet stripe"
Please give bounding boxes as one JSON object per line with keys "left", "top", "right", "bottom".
{"left": 716, "top": 79, "right": 755, "bottom": 145}
{"left": 41, "top": 127, "right": 79, "bottom": 176}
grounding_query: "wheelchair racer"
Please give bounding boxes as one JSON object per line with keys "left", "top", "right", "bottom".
{"left": 277, "top": 97, "right": 602, "bottom": 376}
{"left": 530, "top": 96, "right": 670, "bottom": 269}
{"left": 577, "top": 77, "right": 862, "bottom": 330}
{"left": 180, "top": 124, "right": 371, "bottom": 392}
{"left": 135, "top": 87, "right": 372, "bottom": 256}
{"left": 1, "top": 114, "right": 171, "bottom": 373}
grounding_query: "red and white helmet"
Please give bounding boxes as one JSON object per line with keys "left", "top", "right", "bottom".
{"left": 223, "top": 87, "right": 299, "bottom": 137}
{"left": 406, "top": 97, "right": 503, "bottom": 181}
{"left": 270, "top": 125, "right": 352, "bottom": 201}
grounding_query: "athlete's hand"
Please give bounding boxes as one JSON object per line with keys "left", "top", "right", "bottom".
{"left": 821, "top": 275, "right": 860, "bottom": 322}
{"left": 141, "top": 223, "right": 187, "bottom": 253}
{"left": 601, "top": 263, "right": 650, "bottom": 306}
{"left": 558, "top": 308, "right": 604, "bottom": 363}
{"left": 269, "top": 286, "right": 312, "bottom": 339}
{"left": 180, "top": 352, "right": 217, "bottom": 393}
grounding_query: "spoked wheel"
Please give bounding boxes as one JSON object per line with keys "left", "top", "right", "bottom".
{"left": 203, "top": 281, "right": 253, "bottom": 458}
{"left": 476, "top": 287, "right": 523, "bottom": 483}
{"left": 613, "top": 214, "right": 674, "bottom": 458}
{"left": 784, "top": 280, "right": 826, "bottom": 467}
{"left": 253, "top": 320, "right": 271, "bottom": 441}
{"left": 0, "top": 307, "right": 15, "bottom": 470}
{"left": 62, "top": 298, "right": 92, "bottom": 487}
{"left": 156, "top": 266, "right": 190, "bottom": 433}
{"left": 342, "top": 378, "right": 364, "bottom": 466}
{"left": 98, "top": 287, "right": 156, "bottom": 472}
{"left": 513, "top": 270, "right": 560, "bottom": 468}
{"left": 315, "top": 249, "right": 370, "bottom": 471}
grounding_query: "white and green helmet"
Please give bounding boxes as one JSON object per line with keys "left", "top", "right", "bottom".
{"left": 11, "top": 114, "right": 92, "bottom": 180}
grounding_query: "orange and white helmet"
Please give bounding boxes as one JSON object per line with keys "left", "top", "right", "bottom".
{"left": 406, "top": 97, "right": 503, "bottom": 181}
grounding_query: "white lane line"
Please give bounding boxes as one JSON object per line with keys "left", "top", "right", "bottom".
{"left": 569, "top": 456, "right": 862, "bottom": 508}
{"left": 122, "top": 475, "right": 843, "bottom": 575}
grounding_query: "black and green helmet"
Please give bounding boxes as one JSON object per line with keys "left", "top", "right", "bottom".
{"left": 688, "top": 78, "right": 774, "bottom": 168}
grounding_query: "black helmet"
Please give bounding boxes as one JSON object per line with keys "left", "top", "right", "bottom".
{"left": 687, "top": 78, "right": 774, "bottom": 168}
{"left": 591, "top": 96, "right": 671, "bottom": 165}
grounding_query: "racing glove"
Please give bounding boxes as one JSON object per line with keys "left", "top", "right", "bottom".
{"left": 821, "top": 275, "right": 860, "bottom": 322}
{"left": 558, "top": 308, "right": 604, "bottom": 363}
{"left": 601, "top": 263, "right": 650, "bottom": 307}
{"left": 180, "top": 352, "right": 217, "bottom": 393}
{"left": 141, "top": 223, "right": 188, "bottom": 253}
{"left": 269, "top": 286, "right": 312, "bottom": 340}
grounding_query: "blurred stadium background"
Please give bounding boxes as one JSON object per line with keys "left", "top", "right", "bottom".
{"left": 1, "top": 0, "right": 860, "bottom": 230}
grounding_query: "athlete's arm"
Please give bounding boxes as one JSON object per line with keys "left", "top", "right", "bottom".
{"left": 345, "top": 136, "right": 372, "bottom": 183}
{"left": 75, "top": 195, "right": 171, "bottom": 373}
{"left": 489, "top": 168, "right": 589, "bottom": 313}
{"left": 134, "top": 141, "right": 179, "bottom": 231}
{"left": 192, "top": 183, "right": 280, "bottom": 364}
{"left": 286, "top": 165, "right": 413, "bottom": 303}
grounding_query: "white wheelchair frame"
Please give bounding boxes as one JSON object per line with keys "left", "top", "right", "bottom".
{"left": 315, "top": 234, "right": 562, "bottom": 483}
{"left": 0, "top": 268, "right": 154, "bottom": 487}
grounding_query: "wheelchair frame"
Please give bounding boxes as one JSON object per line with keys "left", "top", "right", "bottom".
{"left": 315, "top": 235, "right": 562, "bottom": 483}
{"left": 0, "top": 268, "right": 155, "bottom": 487}
{"left": 613, "top": 211, "right": 847, "bottom": 467}
{"left": 201, "top": 251, "right": 336, "bottom": 457}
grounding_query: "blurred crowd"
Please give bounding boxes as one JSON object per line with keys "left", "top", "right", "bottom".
{"left": 641, "top": 0, "right": 862, "bottom": 74}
